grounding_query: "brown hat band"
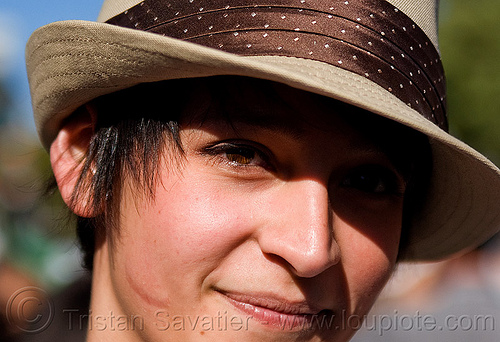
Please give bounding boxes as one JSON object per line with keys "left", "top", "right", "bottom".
{"left": 106, "top": 0, "right": 447, "bottom": 130}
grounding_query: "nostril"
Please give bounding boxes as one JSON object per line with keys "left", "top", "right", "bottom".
{"left": 261, "top": 251, "right": 296, "bottom": 271}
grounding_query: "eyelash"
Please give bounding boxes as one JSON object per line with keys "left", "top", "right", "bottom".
{"left": 202, "top": 141, "right": 274, "bottom": 171}
{"left": 341, "top": 165, "right": 405, "bottom": 196}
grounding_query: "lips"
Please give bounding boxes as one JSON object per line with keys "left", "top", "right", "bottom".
{"left": 216, "top": 290, "right": 335, "bottom": 330}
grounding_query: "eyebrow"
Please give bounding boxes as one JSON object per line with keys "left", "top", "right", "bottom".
{"left": 228, "top": 115, "right": 307, "bottom": 140}
{"left": 215, "top": 112, "right": 400, "bottom": 156}
{"left": 346, "top": 138, "right": 413, "bottom": 181}
{"left": 202, "top": 103, "right": 307, "bottom": 141}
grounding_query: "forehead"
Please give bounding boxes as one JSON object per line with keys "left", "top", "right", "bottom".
{"left": 181, "top": 76, "right": 421, "bottom": 158}
{"left": 182, "top": 76, "right": 397, "bottom": 133}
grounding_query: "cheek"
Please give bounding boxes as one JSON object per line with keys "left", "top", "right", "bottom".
{"left": 151, "top": 178, "right": 254, "bottom": 260}
{"left": 334, "top": 192, "right": 403, "bottom": 263}
{"left": 334, "top": 205, "right": 402, "bottom": 314}
{"left": 113, "top": 175, "right": 255, "bottom": 311}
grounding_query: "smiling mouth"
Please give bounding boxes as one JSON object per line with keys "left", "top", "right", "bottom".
{"left": 216, "top": 290, "right": 336, "bottom": 331}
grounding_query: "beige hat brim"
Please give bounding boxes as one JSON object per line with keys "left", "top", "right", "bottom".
{"left": 26, "top": 20, "right": 500, "bottom": 260}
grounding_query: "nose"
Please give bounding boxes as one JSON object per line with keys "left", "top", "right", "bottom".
{"left": 256, "top": 179, "right": 341, "bottom": 278}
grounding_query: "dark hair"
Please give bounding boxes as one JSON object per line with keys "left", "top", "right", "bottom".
{"left": 69, "top": 80, "right": 188, "bottom": 269}
{"left": 62, "top": 76, "right": 431, "bottom": 269}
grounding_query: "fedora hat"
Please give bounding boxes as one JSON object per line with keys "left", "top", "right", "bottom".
{"left": 26, "top": 0, "right": 500, "bottom": 260}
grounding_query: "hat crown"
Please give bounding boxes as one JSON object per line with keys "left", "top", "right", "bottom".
{"left": 97, "top": 0, "right": 439, "bottom": 48}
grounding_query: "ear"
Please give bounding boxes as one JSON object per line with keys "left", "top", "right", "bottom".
{"left": 50, "top": 105, "right": 97, "bottom": 217}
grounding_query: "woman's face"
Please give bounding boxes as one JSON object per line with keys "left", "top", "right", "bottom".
{"left": 100, "top": 80, "right": 408, "bottom": 341}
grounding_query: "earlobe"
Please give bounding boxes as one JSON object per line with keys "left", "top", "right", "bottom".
{"left": 50, "top": 106, "right": 97, "bottom": 217}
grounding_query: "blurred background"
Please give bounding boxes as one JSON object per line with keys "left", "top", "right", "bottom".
{"left": 0, "top": 0, "right": 498, "bottom": 341}
{"left": 0, "top": 1, "right": 101, "bottom": 340}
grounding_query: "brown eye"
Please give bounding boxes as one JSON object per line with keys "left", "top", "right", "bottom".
{"left": 203, "top": 141, "right": 273, "bottom": 170}
{"left": 341, "top": 165, "right": 404, "bottom": 196}
{"left": 225, "top": 147, "right": 256, "bottom": 165}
